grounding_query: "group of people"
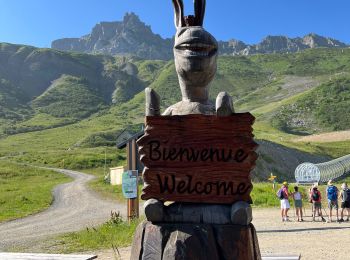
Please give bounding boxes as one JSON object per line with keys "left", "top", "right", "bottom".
{"left": 277, "top": 180, "right": 350, "bottom": 222}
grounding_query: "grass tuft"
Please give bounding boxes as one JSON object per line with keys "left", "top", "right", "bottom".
{"left": 53, "top": 212, "right": 141, "bottom": 253}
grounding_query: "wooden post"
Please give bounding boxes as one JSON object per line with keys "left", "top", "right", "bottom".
{"left": 126, "top": 139, "right": 139, "bottom": 222}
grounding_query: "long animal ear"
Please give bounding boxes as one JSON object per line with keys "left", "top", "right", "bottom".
{"left": 172, "top": 0, "right": 185, "bottom": 28}
{"left": 194, "top": 0, "right": 206, "bottom": 26}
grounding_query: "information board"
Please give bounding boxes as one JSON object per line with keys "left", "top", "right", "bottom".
{"left": 137, "top": 113, "right": 258, "bottom": 204}
{"left": 122, "top": 170, "right": 138, "bottom": 199}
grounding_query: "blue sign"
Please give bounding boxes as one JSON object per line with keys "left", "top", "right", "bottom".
{"left": 122, "top": 170, "right": 138, "bottom": 199}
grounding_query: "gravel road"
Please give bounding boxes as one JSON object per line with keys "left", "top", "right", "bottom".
{"left": 3, "top": 169, "right": 349, "bottom": 260}
{"left": 0, "top": 169, "right": 125, "bottom": 251}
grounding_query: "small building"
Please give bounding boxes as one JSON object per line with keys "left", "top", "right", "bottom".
{"left": 116, "top": 129, "right": 144, "bottom": 173}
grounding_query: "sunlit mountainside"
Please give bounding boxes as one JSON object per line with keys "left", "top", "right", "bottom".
{"left": 1, "top": 13, "right": 350, "bottom": 181}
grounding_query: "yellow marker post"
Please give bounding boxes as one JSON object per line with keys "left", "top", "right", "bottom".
{"left": 268, "top": 173, "right": 277, "bottom": 190}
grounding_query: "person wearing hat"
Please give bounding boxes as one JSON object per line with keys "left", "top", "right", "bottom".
{"left": 310, "top": 183, "right": 326, "bottom": 222}
{"left": 326, "top": 179, "right": 339, "bottom": 222}
{"left": 279, "top": 181, "right": 291, "bottom": 221}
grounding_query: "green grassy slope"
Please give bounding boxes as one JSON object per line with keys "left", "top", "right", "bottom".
{"left": 271, "top": 76, "right": 350, "bottom": 134}
{"left": 32, "top": 75, "right": 106, "bottom": 119}
{"left": 0, "top": 43, "right": 166, "bottom": 136}
{"left": 1, "top": 43, "right": 350, "bottom": 181}
{"left": 0, "top": 161, "right": 71, "bottom": 222}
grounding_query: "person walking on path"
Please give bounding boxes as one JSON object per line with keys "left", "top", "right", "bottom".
{"left": 338, "top": 183, "right": 350, "bottom": 222}
{"left": 292, "top": 186, "right": 303, "bottom": 222}
{"left": 326, "top": 180, "right": 339, "bottom": 222}
{"left": 278, "top": 182, "right": 291, "bottom": 222}
{"left": 310, "top": 184, "right": 326, "bottom": 222}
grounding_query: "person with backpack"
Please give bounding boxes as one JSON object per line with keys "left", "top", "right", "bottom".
{"left": 326, "top": 180, "right": 339, "bottom": 222}
{"left": 338, "top": 183, "right": 350, "bottom": 222}
{"left": 308, "top": 183, "right": 317, "bottom": 217}
{"left": 277, "top": 182, "right": 291, "bottom": 221}
{"left": 292, "top": 186, "right": 303, "bottom": 222}
{"left": 310, "top": 184, "right": 326, "bottom": 222}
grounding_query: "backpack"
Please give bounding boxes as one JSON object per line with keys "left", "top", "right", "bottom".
{"left": 327, "top": 186, "right": 338, "bottom": 201}
{"left": 344, "top": 189, "right": 350, "bottom": 202}
{"left": 277, "top": 188, "right": 285, "bottom": 200}
{"left": 312, "top": 190, "right": 320, "bottom": 201}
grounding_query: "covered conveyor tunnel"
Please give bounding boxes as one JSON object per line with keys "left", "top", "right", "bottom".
{"left": 295, "top": 154, "right": 350, "bottom": 183}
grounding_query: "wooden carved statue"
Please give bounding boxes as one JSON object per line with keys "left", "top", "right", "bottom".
{"left": 131, "top": 1, "right": 261, "bottom": 259}
{"left": 146, "top": 0, "right": 234, "bottom": 117}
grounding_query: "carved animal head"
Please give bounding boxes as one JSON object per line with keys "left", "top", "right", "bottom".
{"left": 172, "top": 0, "right": 218, "bottom": 101}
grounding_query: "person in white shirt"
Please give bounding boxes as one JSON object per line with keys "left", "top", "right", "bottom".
{"left": 292, "top": 186, "right": 303, "bottom": 222}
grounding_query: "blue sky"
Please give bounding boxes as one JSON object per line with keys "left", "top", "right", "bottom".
{"left": 0, "top": 0, "right": 348, "bottom": 47}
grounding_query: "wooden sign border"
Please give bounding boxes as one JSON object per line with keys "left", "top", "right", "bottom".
{"left": 137, "top": 113, "right": 258, "bottom": 204}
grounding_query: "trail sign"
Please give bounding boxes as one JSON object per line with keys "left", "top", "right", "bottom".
{"left": 268, "top": 173, "right": 277, "bottom": 182}
{"left": 122, "top": 170, "right": 138, "bottom": 199}
{"left": 137, "top": 113, "right": 258, "bottom": 204}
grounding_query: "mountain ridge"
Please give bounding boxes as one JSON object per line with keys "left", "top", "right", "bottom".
{"left": 221, "top": 33, "right": 347, "bottom": 56}
{"left": 51, "top": 13, "right": 349, "bottom": 60}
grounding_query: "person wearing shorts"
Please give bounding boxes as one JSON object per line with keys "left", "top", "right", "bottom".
{"left": 339, "top": 183, "right": 350, "bottom": 222}
{"left": 326, "top": 180, "right": 339, "bottom": 222}
{"left": 293, "top": 186, "right": 303, "bottom": 222}
{"left": 310, "top": 185, "right": 326, "bottom": 222}
{"left": 280, "top": 182, "right": 291, "bottom": 222}
{"left": 328, "top": 200, "right": 339, "bottom": 210}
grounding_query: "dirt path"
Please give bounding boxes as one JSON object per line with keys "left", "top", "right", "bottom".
{"left": 2, "top": 172, "right": 348, "bottom": 260}
{"left": 294, "top": 130, "right": 350, "bottom": 143}
{"left": 0, "top": 169, "right": 125, "bottom": 251}
{"left": 97, "top": 208, "right": 350, "bottom": 260}
{"left": 254, "top": 208, "right": 350, "bottom": 259}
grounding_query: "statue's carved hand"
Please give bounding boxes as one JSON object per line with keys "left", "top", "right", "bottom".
{"left": 145, "top": 87, "right": 160, "bottom": 116}
{"left": 145, "top": 88, "right": 235, "bottom": 117}
{"left": 216, "top": 91, "right": 234, "bottom": 116}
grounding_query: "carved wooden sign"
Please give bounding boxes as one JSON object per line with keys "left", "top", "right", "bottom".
{"left": 137, "top": 113, "right": 258, "bottom": 204}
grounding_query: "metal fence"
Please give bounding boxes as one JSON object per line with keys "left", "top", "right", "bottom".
{"left": 295, "top": 154, "right": 350, "bottom": 183}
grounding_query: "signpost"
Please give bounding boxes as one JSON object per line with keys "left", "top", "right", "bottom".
{"left": 117, "top": 130, "right": 144, "bottom": 221}
{"left": 138, "top": 113, "right": 258, "bottom": 204}
{"left": 268, "top": 173, "right": 277, "bottom": 190}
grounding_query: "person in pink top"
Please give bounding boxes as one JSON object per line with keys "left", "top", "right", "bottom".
{"left": 279, "top": 182, "right": 291, "bottom": 222}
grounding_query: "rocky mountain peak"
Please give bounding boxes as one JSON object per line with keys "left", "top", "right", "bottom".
{"left": 218, "top": 39, "right": 247, "bottom": 55}
{"left": 219, "top": 33, "right": 348, "bottom": 56}
{"left": 123, "top": 12, "right": 142, "bottom": 26}
{"left": 256, "top": 35, "right": 300, "bottom": 53}
{"left": 52, "top": 13, "right": 173, "bottom": 60}
{"left": 302, "top": 33, "right": 347, "bottom": 48}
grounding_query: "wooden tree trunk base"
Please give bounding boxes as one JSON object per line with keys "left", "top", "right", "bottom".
{"left": 131, "top": 221, "right": 261, "bottom": 260}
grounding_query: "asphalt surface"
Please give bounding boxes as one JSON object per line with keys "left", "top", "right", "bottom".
{"left": 0, "top": 169, "right": 125, "bottom": 251}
